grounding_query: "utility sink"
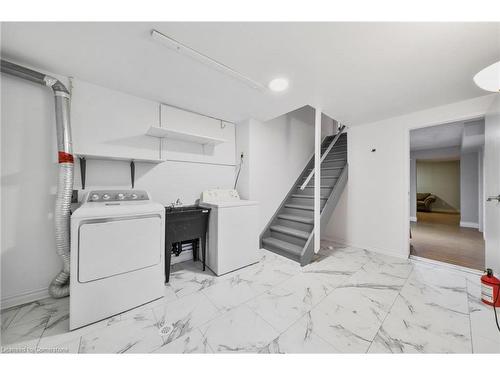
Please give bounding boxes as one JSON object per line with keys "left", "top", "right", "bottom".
{"left": 165, "top": 205, "right": 202, "bottom": 213}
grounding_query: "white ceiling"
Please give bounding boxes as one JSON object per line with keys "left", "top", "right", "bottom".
{"left": 1, "top": 22, "right": 499, "bottom": 125}
{"left": 410, "top": 121, "right": 464, "bottom": 151}
{"left": 410, "top": 118, "right": 485, "bottom": 152}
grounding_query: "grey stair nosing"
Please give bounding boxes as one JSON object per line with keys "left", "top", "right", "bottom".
{"left": 307, "top": 166, "right": 343, "bottom": 171}
{"left": 270, "top": 225, "right": 310, "bottom": 240}
{"left": 296, "top": 185, "right": 333, "bottom": 188}
{"left": 291, "top": 194, "right": 328, "bottom": 199}
{"left": 302, "top": 176, "right": 338, "bottom": 179}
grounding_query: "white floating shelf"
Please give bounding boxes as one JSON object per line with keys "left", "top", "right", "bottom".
{"left": 145, "top": 126, "right": 227, "bottom": 145}
{"left": 75, "top": 153, "right": 164, "bottom": 164}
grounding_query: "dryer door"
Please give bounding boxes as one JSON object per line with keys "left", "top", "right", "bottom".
{"left": 78, "top": 215, "right": 162, "bottom": 283}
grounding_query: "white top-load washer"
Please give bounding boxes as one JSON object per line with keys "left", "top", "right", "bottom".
{"left": 70, "top": 190, "right": 164, "bottom": 330}
{"left": 200, "top": 189, "right": 259, "bottom": 276}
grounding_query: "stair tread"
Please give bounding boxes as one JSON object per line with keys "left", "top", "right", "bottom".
{"left": 297, "top": 185, "right": 333, "bottom": 188}
{"left": 302, "top": 176, "right": 337, "bottom": 179}
{"left": 277, "top": 214, "right": 314, "bottom": 224}
{"left": 285, "top": 203, "right": 314, "bottom": 211}
{"left": 262, "top": 237, "right": 303, "bottom": 256}
{"left": 308, "top": 166, "right": 344, "bottom": 170}
{"left": 291, "top": 194, "right": 328, "bottom": 199}
{"left": 270, "top": 225, "right": 310, "bottom": 240}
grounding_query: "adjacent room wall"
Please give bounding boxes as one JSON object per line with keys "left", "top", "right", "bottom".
{"left": 1, "top": 68, "right": 235, "bottom": 308}
{"left": 323, "top": 94, "right": 496, "bottom": 259}
{"left": 460, "top": 151, "right": 480, "bottom": 227}
{"left": 416, "top": 160, "right": 460, "bottom": 213}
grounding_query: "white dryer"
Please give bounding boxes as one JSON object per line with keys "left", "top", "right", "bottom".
{"left": 200, "top": 189, "right": 259, "bottom": 276}
{"left": 70, "top": 190, "right": 164, "bottom": 330}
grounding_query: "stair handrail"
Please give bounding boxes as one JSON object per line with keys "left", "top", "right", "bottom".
{"left": 300, "top": 125, "right": 346, "bottom": 190}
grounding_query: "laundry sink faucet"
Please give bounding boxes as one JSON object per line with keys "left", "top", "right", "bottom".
{"left": 171, "top": 198, "right": 183, "bottom": 207}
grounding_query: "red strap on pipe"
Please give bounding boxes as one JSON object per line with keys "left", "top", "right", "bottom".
{"left": 58, "top": 152, "right": 74, "bottom": 164}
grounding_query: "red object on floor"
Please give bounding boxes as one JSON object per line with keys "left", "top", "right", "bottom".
{"left": 481, "top": 269, "right": 500, "bottom": 307}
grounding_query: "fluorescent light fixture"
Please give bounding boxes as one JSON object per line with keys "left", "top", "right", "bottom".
{"left": 268, "top": 77, "right": 289, "bottom": 92}
{"left": 473, "top": 61, "right": 500, "bottom": 93}
{"left": 151, "top": 29, "right": 266, "bottom": 91}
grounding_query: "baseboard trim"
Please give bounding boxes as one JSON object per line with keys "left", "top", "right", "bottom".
{"left": 410, "top": 216, "right": 417, "bottom": 222}
{"left": 1, "top": 287, "right": 50, "bottom": 310}
{"left": 409, "top": 255, "right": 483, "bottom": 275}
{"left": 321, "top": 236, "right": 408, "bottom": 260}
{"left": 460, "top": 221, "right": 479, "bottom": 229}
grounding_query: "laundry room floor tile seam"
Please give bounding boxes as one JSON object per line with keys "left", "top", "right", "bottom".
{"left": 365, "top": 267, "right": 414, "bottom": 353}
{"left": 302, "top": 263, "right": 413, "bottom": 353}
{"left": 243, "top": 264, "right": 371, "bottom": 337}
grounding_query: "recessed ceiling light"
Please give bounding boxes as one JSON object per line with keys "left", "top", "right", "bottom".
{"left": 473, "top": 61, "right": 500, "bottom": 93}
{"left": 268, "top": 78, "right": 289, "bottom": 92}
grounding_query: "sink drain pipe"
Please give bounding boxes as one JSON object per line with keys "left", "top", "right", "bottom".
{"left": 1, "top": 60, "right": 74, "bottom": 298}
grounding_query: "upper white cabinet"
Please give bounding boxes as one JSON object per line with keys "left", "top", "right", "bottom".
{"left": 159, "top": 104, "right": 236, "bottom": 165}
{"left": 71, "top": 79, "right": 162, "bottom": 162}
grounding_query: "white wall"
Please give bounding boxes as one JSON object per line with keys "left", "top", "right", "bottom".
{"left": 1, "top": 70, "right": 235, "bottom": 308}
{"left": 236, "top": 106, "right": 317, "bottom": 231}
{"left": 460, "top": 151, "right": 479, "bottom": 227}
{"left": 324, "top": 94, "right": 496, "bottom": 259}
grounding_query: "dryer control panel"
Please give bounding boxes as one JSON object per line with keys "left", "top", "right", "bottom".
{"left": 85, "top": 190, "right": 150, "bottom": 203}
{"left": 201, "top": 189, "right": 240, "bottom": 203}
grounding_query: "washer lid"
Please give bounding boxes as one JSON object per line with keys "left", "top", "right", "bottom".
{"left": 199, "top": 200, "right": 259, "bottom": 208}
{"left": 72, "top": 201, "right": 164, "bottom": 219}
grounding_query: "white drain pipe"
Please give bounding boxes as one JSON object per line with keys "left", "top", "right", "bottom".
{"left": 1, "top": 60, "right": 74, "bottom": 298}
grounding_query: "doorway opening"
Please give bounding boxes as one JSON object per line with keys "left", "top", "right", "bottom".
{"left": 409, "top": 118, "right": 485, "bottom": 270}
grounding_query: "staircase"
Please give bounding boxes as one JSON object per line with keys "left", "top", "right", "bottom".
{"left": 260, "top": 130, "right": 348, "bottom": 266}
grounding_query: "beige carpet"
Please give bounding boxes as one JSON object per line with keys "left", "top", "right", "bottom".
{"left": 410, "top": 212, "right": 485, "bottom": 270}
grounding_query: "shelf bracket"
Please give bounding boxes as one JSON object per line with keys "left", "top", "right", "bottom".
{"left": 130, "top": 161, "right": 135, "bottom": 189}
{"left": 79, "top": 157, "right": 86, "bottom": 190}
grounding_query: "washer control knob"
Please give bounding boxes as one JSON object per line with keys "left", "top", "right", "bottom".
{"left": 131, "top": 193, "right": 138, "bottom": 200}
{"left": 90, "top": 193, "right": 100, "bottom": 201}
{"left": 102, "top": 194, "right": 111, "bottom": 200}
{"left": 117, "top": 193, "right": 125, "bottom": 200}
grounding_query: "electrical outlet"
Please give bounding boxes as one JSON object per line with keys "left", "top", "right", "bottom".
{"left": 72, "top": 190, "right": 79, "bottom": 203}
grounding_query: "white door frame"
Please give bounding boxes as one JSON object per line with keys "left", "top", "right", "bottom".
{"left": 404, "top": 114, "right": 487, "bottom": 257}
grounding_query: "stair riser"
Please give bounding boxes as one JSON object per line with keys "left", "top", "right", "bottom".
{"left": 324, "top": 154, "right": 347, "bottom": 161}
{"left": 282, "top": 206, "right": 314, "bottom": 217}
{"left": 321, "top": 160, "right": 346, "bottom": 168}
{"left": 270, "top": 231, "right": 308, "bottom": 247}
{"left": 296, "top": 186, "right": 333, "bottom": 195}
{"left": 261, "top": 243, "right": 301, "bottom": 262}
{"left": 321, "top": 169, "right": 343, "bottom": 177}
{"left": 289, "top": 196, "right": 327, "bottom": 208}
{"left": 299, "top": 180, "right": 337, "bottom": 189}
{"left": 322, "top": 144, "right": 347, "bottom": 152}
{"left": 303, "top": 170, "right": 341, "bottom": 178}
{"left": 275, "top": 217, "right": 313, "bottom": 232}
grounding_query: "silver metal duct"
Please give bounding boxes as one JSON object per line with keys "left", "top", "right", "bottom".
{"left": 1, "top": 60, "right": 74, "bottom": 298}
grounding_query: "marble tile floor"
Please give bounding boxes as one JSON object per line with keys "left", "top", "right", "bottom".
{"left": 1, "top": 242, "right": 499, "bottom": 353}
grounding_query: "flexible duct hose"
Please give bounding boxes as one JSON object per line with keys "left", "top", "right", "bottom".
{"left": 1, "top": 60, "right": 74, "bottom": 298}
{"left": 49, "top": 163, "right": 73, "bottom": 298}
